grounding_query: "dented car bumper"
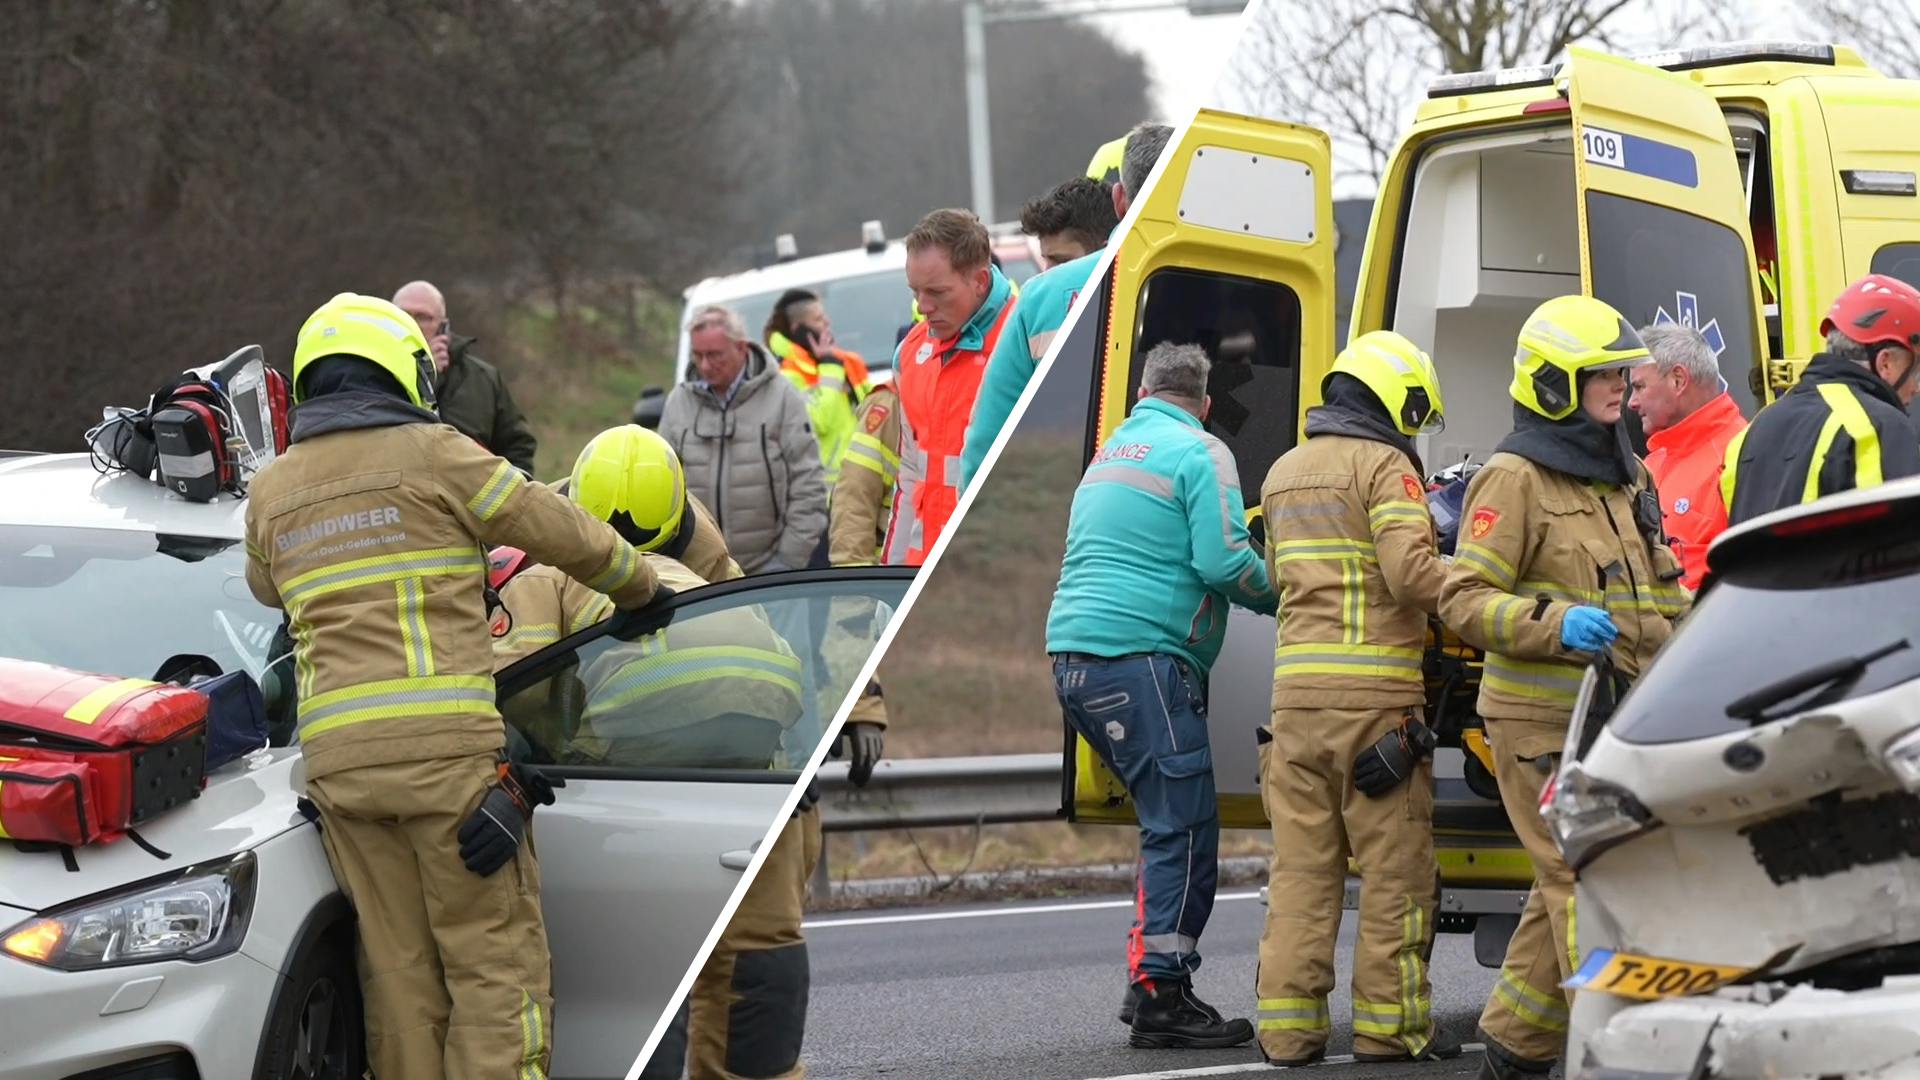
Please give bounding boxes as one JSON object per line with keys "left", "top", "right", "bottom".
{"left": 1573, "top": 977, "right": 1920, "bottom": 1079}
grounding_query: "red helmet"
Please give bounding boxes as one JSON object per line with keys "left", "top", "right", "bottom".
{"left": 1820, "top": 273, "right": 1920, "bottom": 353}
{"left": 487, "top": 546, "right": 530, "bottom": 591}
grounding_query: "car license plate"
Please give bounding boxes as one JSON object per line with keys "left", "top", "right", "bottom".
{"left": 1564, "top": 948, "right": 1752, "bottom": 1001}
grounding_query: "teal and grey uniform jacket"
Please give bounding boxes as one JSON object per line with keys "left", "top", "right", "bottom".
{"left": 1046, "top": 398, "right": 1276, "bottom": 676}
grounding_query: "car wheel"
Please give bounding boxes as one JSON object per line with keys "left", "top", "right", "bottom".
{"left": 257, "top": 927, "right": 364, "bottom": 1080}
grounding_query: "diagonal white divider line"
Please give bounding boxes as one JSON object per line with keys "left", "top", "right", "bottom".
{"left": 619, "top": 3, "right": 1274, "bottom": 1074}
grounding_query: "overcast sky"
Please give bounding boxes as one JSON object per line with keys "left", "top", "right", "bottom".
{"left": 1077, "top": 3, "right": 1251, "bottom": 120}
{"left": 1090, "top": 0, "right": 1829, "bottom": 196}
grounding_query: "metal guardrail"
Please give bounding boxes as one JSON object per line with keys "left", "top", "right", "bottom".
{"left": 814, "top": 752, "right": 1062, "bottom": 831}
{"left": 810, "top": 752, "right": 1529, "bottom": 926}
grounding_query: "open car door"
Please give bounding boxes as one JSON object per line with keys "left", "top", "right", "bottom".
{"left": 1065, "top": 109, "right": 1336, "bottom": 829}
{"left": 493, "top": 566, "right": 911, "bottom": 1078}
{"left": 1565, "top": 46, "right": 1768, "bottom": 415}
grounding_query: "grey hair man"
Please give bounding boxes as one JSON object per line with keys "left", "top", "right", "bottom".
{"left": 1116, "top": 121, "right": 1175, "bottom": 222}
{"left": 1044, "top": 339, "right": 1274, "bottom": 1049}
{"left": 1630, "top": 323, "right": 1748, "bottom": 588}
{"left": 659, "top": 304, "right": 827, "bottom": 573}
{"left": 1628, "top": 324, "right": 1725, "bottom": 437}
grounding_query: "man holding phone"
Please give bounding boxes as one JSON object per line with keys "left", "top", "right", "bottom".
{"left": 766, "top": 288, "right": 873, "bottom": 497}
{"left": 394, "top": 280, "right": 540, "bottom": 476}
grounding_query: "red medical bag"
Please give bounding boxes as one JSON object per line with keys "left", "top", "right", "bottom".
{"left": 0, "top": 760, "right": 103, "bottom": 848}
{"left": 0, "top": 659, "right": 209, "bottom": 843}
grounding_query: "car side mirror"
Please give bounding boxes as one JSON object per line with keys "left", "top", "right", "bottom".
{"left": 632, "top": 386, "right": 666, "bottom": 429}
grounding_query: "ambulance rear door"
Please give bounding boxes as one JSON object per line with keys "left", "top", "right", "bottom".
{"left": 1564, "top": 46, "right": 1767, "bottom": 417}
{"left": 1066, "top": 109, "right": 1336, "bottom": 828}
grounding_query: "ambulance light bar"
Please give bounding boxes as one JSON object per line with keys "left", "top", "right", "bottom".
{"left": 1630, "top": 41, "right": 1834, "bottom": 72}
{"left": 1428, "top": 64, "right": 1557, "bottom": 99}
{"left": 1427, "top": 41, "right": 1837, "bottom": 99}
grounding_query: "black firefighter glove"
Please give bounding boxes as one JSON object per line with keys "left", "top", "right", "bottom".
{"left": 458, "top": 761, "right": 564, "bottom": 877}
{"left": 794, "top": 777, "right": 823, "bottom": 818}
{"left": 843, "top": 722, "right": 885, "bottom": 787}
{"left": 608, "top": 585, "right": 679, "bottom": 638}
{"left": 1353, "top": 715, "right": 1439, "bottom": 798}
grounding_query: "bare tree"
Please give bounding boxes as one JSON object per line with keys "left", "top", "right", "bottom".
{"left": 1227, "top": 0, "right": 1750, "bottom": 188}
{"left": 1798, "top": 0, "right": 1919, "bottom": 78}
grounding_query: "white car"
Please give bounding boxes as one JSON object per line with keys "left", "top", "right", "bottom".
{"left": 633, "top": 224, "right": 1043, "bottom": 427}
{"left": 1548, "top": 477, "right": 1920, "bottom": 1078}
{"left": 0, "top": 451, "right": 907, "bottom": 1080}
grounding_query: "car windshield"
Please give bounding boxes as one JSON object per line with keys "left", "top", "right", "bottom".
{"left": 724, "top": 267, "right": 915, "bottom": 372}
{"left": 1609, "top": 526, "right": 1920, "bottom": 745}
{"left": 0, "top": 524, "right": 282, "bottom": 682}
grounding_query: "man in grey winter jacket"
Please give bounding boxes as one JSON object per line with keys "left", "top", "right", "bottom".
{"left": 660, "top": 305, "right": 828, "bottom": 573}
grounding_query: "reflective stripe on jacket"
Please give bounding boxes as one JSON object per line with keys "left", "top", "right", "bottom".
{"left": 892, "top": 268, "right": 1016, "bottom": 564}
{"left": 1439, "top": 452, "right": 1685, "bottom": 747}
{"left": 243, "top": 409, "right": 656, "bottom": 779}
{"left": 773, "top": 334, "right": 871, "bottom": 488}
{"left": 1720, "top": 353, "right": 1920, "bottom": 527}
{"left": 1262, "top": 435, "right": 1447, "bottom": 709}
{"left": 830, "top": 386, "right": 902, "bottom": 566}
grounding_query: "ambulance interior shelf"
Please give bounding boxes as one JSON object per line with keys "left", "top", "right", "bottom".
{"left": 1390, "top": 123, "right": 1763, "bottom": 470}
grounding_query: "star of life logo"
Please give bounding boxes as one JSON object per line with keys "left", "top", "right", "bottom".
{"left": 1652, "top": 291, "right": 1726, "bottom": 357}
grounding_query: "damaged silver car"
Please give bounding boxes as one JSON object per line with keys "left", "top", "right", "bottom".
{"left": 1547, "top": 479, "right": 1920, "bottom": 1079}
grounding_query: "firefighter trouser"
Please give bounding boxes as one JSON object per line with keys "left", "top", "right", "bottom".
{"left": 1256, "top": 708, "right": 1438, "bottom": 1061}
{"left": 306, "top": 752, "right": 553, "bottom": 1080}
{"left": 637, "top": 1001, "right": 690, "bottom": 1079}
{"left": 1054, "top": 652, "right": 1219, "bottom": 987}
{"left": 1477, "top": 718, "right": 1574, "bottom": 1068}
{"left": 686, "top": 806, "right": 823, "bottom": 1079}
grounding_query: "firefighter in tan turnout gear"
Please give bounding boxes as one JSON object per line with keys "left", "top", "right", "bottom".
{"left": 491, "top": 424, "right": 873, "bottom": 1080}
{"left": 1255, "top": 331, "right": 1460, "bottom": 1066}
{"left": 243, "top": 293, "right": 661, "bottom": 1080}
{"left": 1439, "top": 296, "right": 1688, "bottom": 1079}
{"left": 828, "top": 382, "right": 905, "bottom": 566}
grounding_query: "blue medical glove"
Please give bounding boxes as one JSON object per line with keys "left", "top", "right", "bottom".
{"left": 1560, "top": 606, "right": 1619, "bottom": 652}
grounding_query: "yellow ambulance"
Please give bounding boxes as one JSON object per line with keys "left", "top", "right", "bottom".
{"left": 1061, "top": 41, "right": 1920, "bottom": 962}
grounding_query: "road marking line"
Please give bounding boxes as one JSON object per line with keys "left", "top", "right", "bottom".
{"left": 1075, "top": 1045, "right": 1484, "bottom": 1080}
{"left": 1078, "top": 1058, "right": 1350, "bottom": 1079}
{"left": 804, "top": 890, "right": 1262, "bottom": 930}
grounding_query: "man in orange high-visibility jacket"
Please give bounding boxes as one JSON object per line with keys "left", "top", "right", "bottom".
{"left": 886, "top": 208, "right": 1016, "bottom": 564}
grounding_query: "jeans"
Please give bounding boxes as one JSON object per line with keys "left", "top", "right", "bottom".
{"left": 1053, "top": 651, "right": 1220, "bottom": 986}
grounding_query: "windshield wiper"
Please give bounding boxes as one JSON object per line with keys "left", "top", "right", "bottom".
{"left": 1726, "top": 638, "right": 1911, "bottom": 724}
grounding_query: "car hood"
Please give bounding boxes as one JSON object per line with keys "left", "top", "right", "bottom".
{"left": 0, "top": 747, "right": 312, "bottom": 914}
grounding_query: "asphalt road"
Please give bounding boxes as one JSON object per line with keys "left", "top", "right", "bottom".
{"left": 801, "top": 890, "right": 1500, "bottom": 1080}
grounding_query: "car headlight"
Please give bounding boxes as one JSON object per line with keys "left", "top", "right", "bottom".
{"left": 1543, "top": 762, "right": 1660, "bottom": 871}
{"left": 1882, "top": 726, "right": 1920, "bottom": 790}
{"left": 1, "top": 853, "right": 256, "bottom": 971}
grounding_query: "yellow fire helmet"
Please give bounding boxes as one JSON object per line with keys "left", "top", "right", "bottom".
{"left": 291, "top": 293, "right": 438, "bottom": 409}
{"left": 568, "top": 425, "right": 686, "bottom": 550}
{"left": 1086, "top": 135, "right": 1127, "bottom": 186}
{"left": 1326, "top": 330, "right": 1446, "bottom": 437}
{"left": 1510, "top": 295, "right": 1649, "bottom": 420}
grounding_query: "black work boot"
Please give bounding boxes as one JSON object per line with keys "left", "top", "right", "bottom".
{"left": 1119, "top": 982, "right": 1146, "bottom": 1025}
{"left": 1475, "top": 1029, "right": 1556, "bottom": 1080}
{"left": 1353, "top": 1025, "right": 1464, "bottom": 1063}
{"left": 1128, "top": 982, "right": 1255, "bottom": 1049}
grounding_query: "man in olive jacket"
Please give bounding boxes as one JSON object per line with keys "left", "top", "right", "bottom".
{"left": 395, "top": 280, "right": 540, "bottom": 475}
